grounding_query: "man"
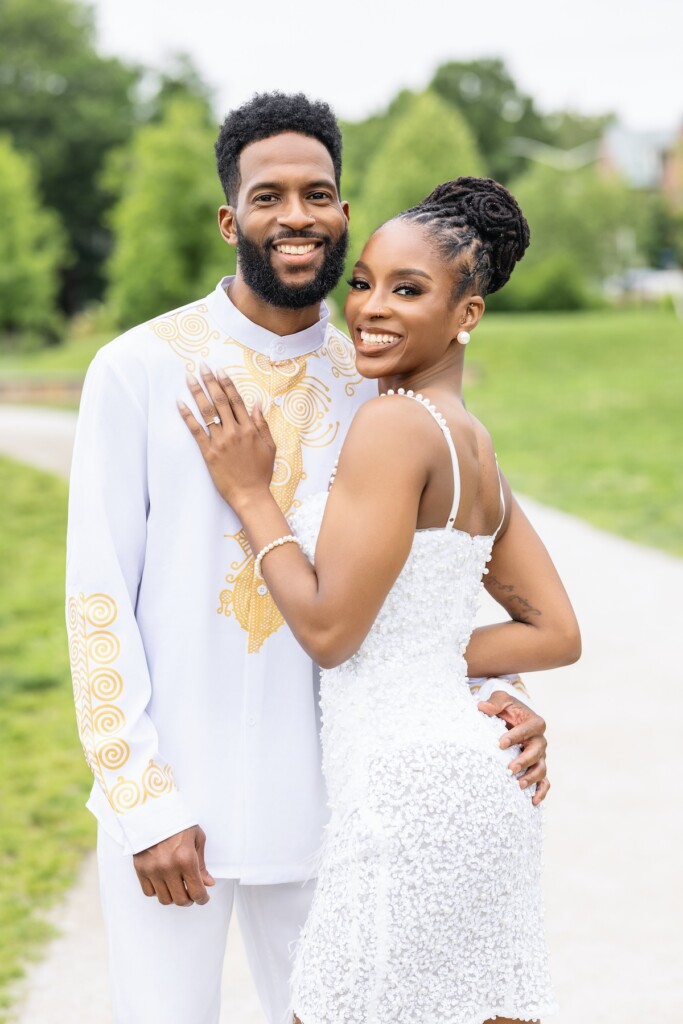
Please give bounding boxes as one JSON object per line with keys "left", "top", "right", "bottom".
{"left": 66, "top": 92, "right": 548, "bottom": 1024}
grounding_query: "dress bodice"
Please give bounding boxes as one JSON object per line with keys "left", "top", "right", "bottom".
{"left": 290, "top": 489, "right": 494, "bottom": 676}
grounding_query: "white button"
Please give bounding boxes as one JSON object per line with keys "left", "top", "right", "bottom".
{"left": 257, "top": 584, "right": 267, "bottom": 596}
{"left": 274, "top": 343, "right": 285, "bottom": 355}
{"left": 247, "top": 715, "right": 256, "bottom": 727}
{"left": 273, "top": 395, "right": 283, "bottom": 406}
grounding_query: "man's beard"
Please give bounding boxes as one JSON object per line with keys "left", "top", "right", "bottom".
{"left": 235, "top": 223, "right": 348, "bottom": 310}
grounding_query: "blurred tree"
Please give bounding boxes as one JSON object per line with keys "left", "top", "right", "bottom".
{"left": 0, "top": 136, "right": 66, "bottom": 343}
{"left": 340, "top": 89, "right": 417, "bottom": 207}
{"left": 332, "top": 90, "right": 483, "bottom": 311}
{"left": 540, "top": 110, "right": 614, "bottom": 150}
{"left": 0, "top": 0, "right": 139, "bottom": 313}
{"left": 106, "top": 98, "right": 233, "bottom": 328}
{"left": 430, "top": 59, "right": 549, "bottom": 182}
{"left": 488, "top": 163, "right": 648, "bottom": 310}
{"left": 137, "top": 52, "right": 215, "bottom": 124}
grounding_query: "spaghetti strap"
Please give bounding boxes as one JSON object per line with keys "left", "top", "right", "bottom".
{"left": 380, "top": 388, "right": 460, "bottom": 530}
{"left": 492, "top": 460, "right": 506, "bottom": 540}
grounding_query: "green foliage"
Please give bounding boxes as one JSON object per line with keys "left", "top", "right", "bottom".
{"left": 0, "top": 458, "right": 93, "bottom": 1014}
{"left": 0, "top": 0, "right": 139, "bottom": 312}
{"left": 0, "top": 136, "right": 66, "bottom": 343}
{"left": 431, "top": 59, "right": 549, "bottom": 182}
{"left": 487, "top": 163, "right": 649, "bottom": 310}
{"left": 106, "top": 97, "right": 233, "bottom": 328}
{"left": 468, "top": 309, "right": 683, "bottom": 556}
{"left": 334, "top": 91, "right": 483, "bottom": 309}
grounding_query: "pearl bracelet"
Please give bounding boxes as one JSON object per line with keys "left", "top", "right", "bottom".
{"left": 254, "top": 534, "right": 303, "bottom": 579}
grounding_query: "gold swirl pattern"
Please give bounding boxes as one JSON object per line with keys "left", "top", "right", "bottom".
{"left": 217, "top": 343, "right": 340, "bottom": 653}
{"left": 87, "top": 631, "right": 121, "bottom": 665}
{"left": 67, "top": 591, "right": 177, "bottom": 814}
{"left": 96, "top": 738, "right": 130, "bottom": 770}
{"left": 110, "top": 777, "right": 141, "bottom": 813}
{"left": 90, "top": 668, "right": 124, "bottom": 701}
{"left": 150, "top": 303, "right": 220, "bottom": 371}
{"left": 142, "top": 759, "right": 174, "bottom": 799}
{"left": 314, "top": 330, "right": 363, "bottom": 397}
{"left": 93, "top": 703, "right": 126, "bottom": 735}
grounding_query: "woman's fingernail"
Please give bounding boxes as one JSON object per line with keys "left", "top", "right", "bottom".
{"left": 186, "top": 371, "right": 197, "bottom": 385}
{"left": 520, "top": 780, "right": 528, "bottom": 789}
{"left": 217, "top": 368, "right": 228, "bottom": 379}
{"left": 199, "top": 360, "right": 211, "bottom": 374}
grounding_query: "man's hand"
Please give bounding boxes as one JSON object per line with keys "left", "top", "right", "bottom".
{"left": 133, "top": 825, "right": 216, "bottom": 907}
{"left": 477, "top": 690, "right": 549, "bottom": 806}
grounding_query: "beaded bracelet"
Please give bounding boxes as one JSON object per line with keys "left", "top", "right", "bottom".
{"left": 254, "top": 534, "right": 303, "bottom": 579}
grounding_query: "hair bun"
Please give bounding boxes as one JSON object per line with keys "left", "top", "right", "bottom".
{"left": 419, "top": 177, "right": 530, "bottom": 293}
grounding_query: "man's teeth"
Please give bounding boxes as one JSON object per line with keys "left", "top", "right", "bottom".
{"left": 275, "top": 243, "right": 318, "bottom": 255}
{"left": 360, "top": 331, "right": 400, "bottom": 345}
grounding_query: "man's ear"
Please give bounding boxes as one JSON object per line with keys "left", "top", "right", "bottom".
{"left": 341, "top": 199, "right": 350, "bottom": 224}
{"left": 218, "top": 206, "right": 238, "bottom": 247}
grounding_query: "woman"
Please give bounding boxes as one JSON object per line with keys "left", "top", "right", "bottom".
{"left": 180, "top": 177, "right": 580, "bottom": 1024}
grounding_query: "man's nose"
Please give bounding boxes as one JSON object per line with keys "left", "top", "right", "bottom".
{"left": 277, "top": 199, "right": 316, "bottom": 231}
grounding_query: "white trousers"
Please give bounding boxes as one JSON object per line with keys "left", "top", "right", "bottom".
{"left": 97, "top": 828, "right": 315, "bottom": 1024}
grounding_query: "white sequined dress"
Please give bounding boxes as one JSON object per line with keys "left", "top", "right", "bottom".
{"left": 288, "top": 392, "right": 556, "bottom": 1024}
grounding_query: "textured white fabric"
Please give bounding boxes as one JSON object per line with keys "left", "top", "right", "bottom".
{"left": 287, "top": 395, "right": 556, "bottom": 1023}
{"left": 97, "top": 828, "right": 314, "bottom": 1024}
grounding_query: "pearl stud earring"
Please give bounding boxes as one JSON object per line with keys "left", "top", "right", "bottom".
{"left": 457, "top": 331, "right": 471, "bottom": 345}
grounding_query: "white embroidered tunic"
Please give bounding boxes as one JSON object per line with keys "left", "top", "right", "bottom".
{"left": 66, "top": 277, "right": 375, "bottom": 880}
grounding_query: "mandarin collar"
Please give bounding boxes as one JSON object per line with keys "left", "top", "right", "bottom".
{"left": 207, "top": 276, "right": 330, "bottom": 361}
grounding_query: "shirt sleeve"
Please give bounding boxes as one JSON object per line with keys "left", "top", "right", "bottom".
{"left": 467, "top": 674, "right": 536, "bottom": 713}
{"left": 66, "top": 349, "right": 197, "bottom": 854}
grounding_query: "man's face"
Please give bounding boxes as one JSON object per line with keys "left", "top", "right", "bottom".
{"left": 224, "top": 132, "right": 349, "bottom": 309}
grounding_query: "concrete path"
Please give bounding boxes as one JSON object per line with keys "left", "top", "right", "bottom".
{"left": 2, "top": 404, "right": 682, "bottom": 1023}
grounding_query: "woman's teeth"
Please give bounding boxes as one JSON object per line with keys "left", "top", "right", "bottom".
{"left": 275, "top": 243, "right": 318, "bottom": 255}
{"left": 360, "top": 331, "right": 400, "bottom": 345}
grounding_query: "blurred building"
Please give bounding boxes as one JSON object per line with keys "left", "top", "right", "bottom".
{"left": 598, "top": 122, "right": 683, "bottom": 208}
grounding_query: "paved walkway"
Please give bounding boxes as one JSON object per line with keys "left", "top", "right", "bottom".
{"left": 2, "top": 404, "right": 682, "bottom": 1023}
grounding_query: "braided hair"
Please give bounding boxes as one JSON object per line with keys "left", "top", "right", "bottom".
{"left": 399, "top": 177, "right": 530, "bottom": 299}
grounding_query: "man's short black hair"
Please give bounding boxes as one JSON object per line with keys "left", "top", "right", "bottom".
{"left": 215, "top": 91, "right": 343, "bottom": 204}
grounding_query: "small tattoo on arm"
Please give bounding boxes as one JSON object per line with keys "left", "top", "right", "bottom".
{"left": 487, "top": 575, "right": 542, "bottom": 624}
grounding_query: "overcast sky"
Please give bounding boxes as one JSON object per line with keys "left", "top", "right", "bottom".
{"left": 93, "top": 0, "right": 681, "bottom": 133}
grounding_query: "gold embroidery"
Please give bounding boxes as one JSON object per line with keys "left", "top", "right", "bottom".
{"left": 67, "top": 591, "right": 176, "bottom": 813}
{"left": 150, "top": 303, "right": 220, "bottom": 371}
{"left": 217, "top": 344, "right": 339, "bottom": 653}
{"left": 314, "top": 330, "right": 363, "bottom": 396}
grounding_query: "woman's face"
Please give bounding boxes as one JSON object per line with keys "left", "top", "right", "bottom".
{"left": 344, "top": 218, "right": 477, "bottom": 381}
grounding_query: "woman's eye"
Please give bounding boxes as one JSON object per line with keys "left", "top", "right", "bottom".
{"left": 395, "top": 284, "right": 421, "bottom": 296}
{"left": 347, "top": 278, "right": 370, "bottom": 291}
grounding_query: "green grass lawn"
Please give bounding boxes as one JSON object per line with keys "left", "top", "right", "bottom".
{"left": 467, "top": 308, "right": 683, "bottom": 556}
{"left": 0, "top": 458, "right": 94, "bottom": 1019}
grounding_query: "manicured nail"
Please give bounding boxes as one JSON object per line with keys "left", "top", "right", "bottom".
{"left": 177, "top": 399, "right": 188, "bottom": 411}
{"left": 199, "top": 360, "right": 211, "bottom": 375}
{"left": 217, "top": 368, "right": 228, "bottom": 379}
{"left": 520, "top": 780, "right": 528, "bottom": 789}
{"left": 186, "top": 371, "right": 198, "bottom": 385}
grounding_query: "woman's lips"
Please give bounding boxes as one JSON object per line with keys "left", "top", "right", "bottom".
{"left": 355, "top": 328, "right": 403, "bottom": 354}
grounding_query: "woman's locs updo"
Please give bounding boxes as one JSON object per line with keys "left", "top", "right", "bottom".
{"left": 400, "top": 177, "right": 530, "bottom": 299}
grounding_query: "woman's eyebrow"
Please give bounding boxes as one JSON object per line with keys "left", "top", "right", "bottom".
{"left": 354, "top": 261, "right": 433, "bottom": 281}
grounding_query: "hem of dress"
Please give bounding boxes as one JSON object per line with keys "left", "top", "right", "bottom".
{"left": 290, "top": 1000, "right": 559, "bottom": 1024}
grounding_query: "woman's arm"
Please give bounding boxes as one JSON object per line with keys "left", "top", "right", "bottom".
{"left": 464, "top": 492, "right": 581, "bottom": 677}
{"left": 180, "top": 370, "right": 427, "bottom": 668}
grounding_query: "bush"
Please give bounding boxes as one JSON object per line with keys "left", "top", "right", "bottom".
{"left": 0, "top": 136, "right": 66, "bottom": 345}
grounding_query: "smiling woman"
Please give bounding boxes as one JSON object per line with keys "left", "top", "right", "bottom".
{"left": 180, "top": 174, "right": 579, "bottom": 1024}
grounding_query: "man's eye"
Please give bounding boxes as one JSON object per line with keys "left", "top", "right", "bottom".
{"left": 254, "top": 194, "right": 278, "bottom": 203}
{"left": 308, "top": 191, "right": 331, "bottom": 201}
{"left": 347, "top": 278, "right": 369, "bottom": 290}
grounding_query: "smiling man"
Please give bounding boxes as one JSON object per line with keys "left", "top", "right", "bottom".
{"left": 66, "top": 92, "right": 549, "bottom": 1024}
